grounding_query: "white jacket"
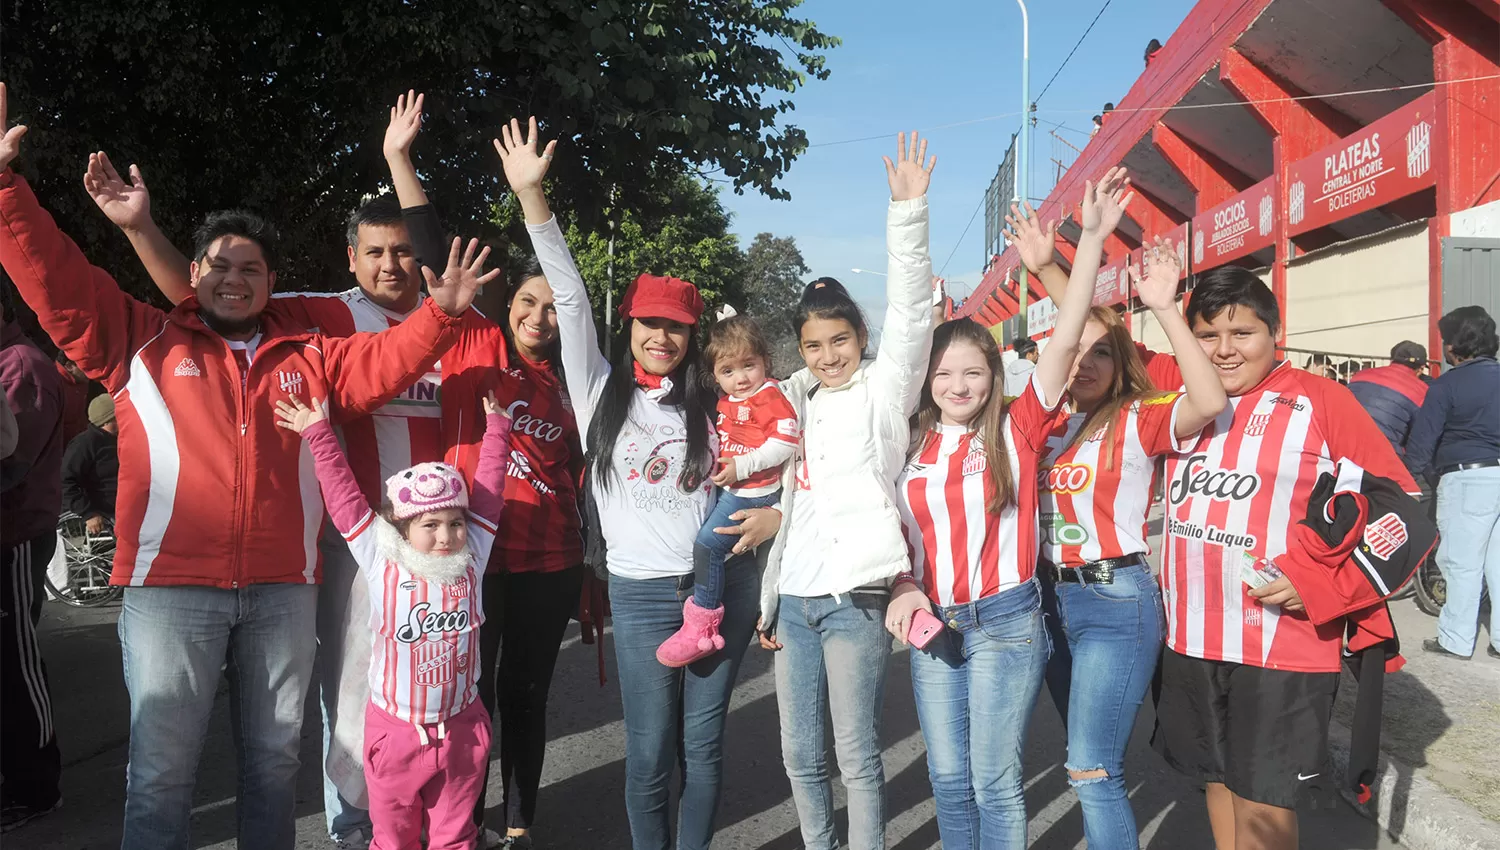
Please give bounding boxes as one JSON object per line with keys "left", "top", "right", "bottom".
{"left": 758, "top": 196, "right": 935, "bottom": 626}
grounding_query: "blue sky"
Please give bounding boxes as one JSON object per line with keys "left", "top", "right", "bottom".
{"left": 721, "top": 0, "right": 1197, "bottom": 328}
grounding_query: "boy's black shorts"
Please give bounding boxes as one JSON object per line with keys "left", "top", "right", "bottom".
{"left": 1151, "top": 648, "right": 1339, "bottom": 809}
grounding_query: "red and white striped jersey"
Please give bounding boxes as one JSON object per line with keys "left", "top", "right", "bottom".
{"left": 275, "top": 291, "right": 446, "bottom": 500}
{"left": 897, "top": 378, "right": 1060, "bottom": 607}
{"left": 1038, "top": 393, "right": 1186, "bottom": 567}
{"left": 1160, "top": 361, "right": 1418, "bottom": 672}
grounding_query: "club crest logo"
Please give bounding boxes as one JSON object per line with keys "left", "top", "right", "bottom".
{"left": 277, "top": 370, "right": 304, "bottom": 395}
{"left": 961, "top": 448, "right": 987, "bottom": 477}
{"left": 1258, "top": 193, "right": 1274, "bottom": 237}
{"left": 1193, "top": 229, "right": 1205, "bottom": 264}
{"left": 413, "top": 639, "right": 456, "bottom": 687}
{"left": 1364, "top": 512, "right": 1409, "bottom": 560}
{"left": 1289, "top": 181, "right": 1306, "bottom": 227}
{"left": 1407, "top": 121, "right": 1432, "bottom": 179}
{"left": 1243, "top": 413, "right": 1273, "bottom": 437}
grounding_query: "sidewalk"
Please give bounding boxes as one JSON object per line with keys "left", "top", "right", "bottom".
{"left": 1329, "top": 597, "right": 1500, "bottom": 850}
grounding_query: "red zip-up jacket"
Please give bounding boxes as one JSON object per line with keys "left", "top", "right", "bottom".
{"left": 0, "top": 170, "right": 461, "bottom": 588}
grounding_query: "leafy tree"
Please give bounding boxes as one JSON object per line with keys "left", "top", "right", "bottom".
{"left": 1, "top": 0, "right": 837, "bottom": 302}
{"left": 740, "top": 232, "right": 810, "bottom": 373}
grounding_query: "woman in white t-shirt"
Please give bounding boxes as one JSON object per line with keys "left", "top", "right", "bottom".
{"left": 495, "top": 118, "right": 779, "bottom": 850}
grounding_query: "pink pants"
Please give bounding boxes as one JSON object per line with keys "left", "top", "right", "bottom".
{"left": 364, "top": 698, "right": 491, "bottom": 850}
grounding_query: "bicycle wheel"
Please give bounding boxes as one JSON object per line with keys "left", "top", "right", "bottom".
{"left": 1412, "top": 555, "right": 1445, "bottom": 617}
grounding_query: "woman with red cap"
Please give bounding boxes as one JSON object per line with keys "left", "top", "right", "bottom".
{"left": 495, "top": 117, "right": 782, "bottom": 850}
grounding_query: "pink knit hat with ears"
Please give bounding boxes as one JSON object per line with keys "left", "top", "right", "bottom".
{"left": 385, "top": 462, "right": 468, "bottom": 520}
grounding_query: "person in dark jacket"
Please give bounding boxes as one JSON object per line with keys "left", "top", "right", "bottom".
{"left": 61, "top": 395, "right": 119, "bottom": 535}
{"left": 0, "top": 300, "right": 65, "bottom": 830}
{"left": 1349, "top": 340, "right": 1429, "bottom": 455}
{"left": 1406, "top": 307, "right": 1500, "bottom": 661}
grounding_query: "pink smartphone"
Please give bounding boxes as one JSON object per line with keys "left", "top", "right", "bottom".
{"left": 908, "top": 608, "right": 944, "bottom": 649}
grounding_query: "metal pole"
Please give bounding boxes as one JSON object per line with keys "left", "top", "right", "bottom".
{"left": 1014, "top": 0, "right": 1031, "bottom": 339}
{"left": 604, "top": 186, "right": 617, "bottom": 360}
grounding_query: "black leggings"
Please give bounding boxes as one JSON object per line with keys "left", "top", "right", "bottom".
{"left": 474, "top": 565, "right": 585, "bottom": 830}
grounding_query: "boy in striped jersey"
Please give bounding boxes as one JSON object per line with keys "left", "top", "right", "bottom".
{"left": 1045, "top": 259, "right": 1415, "bottom": 848}
{"left": 276, "top": 391, "right": 510, "bottom": 850}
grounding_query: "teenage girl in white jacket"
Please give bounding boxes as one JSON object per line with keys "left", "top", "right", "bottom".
{"left": 755, "top": 132, "right": 938, "bottom": 850}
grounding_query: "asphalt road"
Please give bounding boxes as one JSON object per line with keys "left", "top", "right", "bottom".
{"left": 16, "top": 598, "right": 1400, "bottom": 849}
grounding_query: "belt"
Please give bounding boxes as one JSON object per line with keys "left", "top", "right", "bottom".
{"left": 1437, "top": 459, "right": 1500, "bottom": 476}
{"left": 1041, "top": 553, "right": 1147, "bottom": 585}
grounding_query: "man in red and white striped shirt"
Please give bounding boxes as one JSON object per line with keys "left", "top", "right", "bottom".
{"left": 1136, "top": 269, "right": 1416, "bottom": 849}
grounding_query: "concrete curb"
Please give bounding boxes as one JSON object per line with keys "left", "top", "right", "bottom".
{"left": 1328, "top": 720, "right": 1500, "bottom": 850}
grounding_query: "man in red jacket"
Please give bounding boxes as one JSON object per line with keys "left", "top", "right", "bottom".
{"left": 0, "top": 84, "right": 497, "bottom": 850}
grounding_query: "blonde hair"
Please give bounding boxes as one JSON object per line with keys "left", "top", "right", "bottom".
{"left": 1067, "top": 306, "right": 1170, "bottom": 469}
{"left": 908, "top": 319, "right": 1016, "bottom": 513}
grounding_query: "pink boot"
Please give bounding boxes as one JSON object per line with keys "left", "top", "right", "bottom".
{"left": 656, "top": 598, "right": 726, "bottom": 667}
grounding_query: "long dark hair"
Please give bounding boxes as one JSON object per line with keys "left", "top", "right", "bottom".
{"left": 586, "top": 319, "right": 715, "bottom": 494}
{"left": 500, "top": 254, "right": 566, "bottom": 384}
{"left": 794, "top": 277, "right": 870, "bottom": 357}
{"left": 908, "top": 319, "right": 1015, "bottom": 513}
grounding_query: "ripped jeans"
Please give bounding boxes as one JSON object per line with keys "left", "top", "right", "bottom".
{"left": 1041, "top": 564, "right": 1164, "bottom": 850}
{"left": 909, "top": 580, "right": 1049, "bottom": 850}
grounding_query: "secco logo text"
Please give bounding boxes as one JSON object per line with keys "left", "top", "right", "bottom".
{"left": 1168, "top": 455, "right": 1261, "bottom": 505}
{"left": 1040, "top": 463, "right": 1093, "bottom": 495}
{"left": 505, "top": 399, "right": 564, "bottom": 442}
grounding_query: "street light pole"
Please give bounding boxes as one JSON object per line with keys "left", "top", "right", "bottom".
{"left": 1015, "top": 0, "right": 1031, "bottom": 340}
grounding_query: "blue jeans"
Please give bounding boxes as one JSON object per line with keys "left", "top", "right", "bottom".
{"left": 693, "top": 490, "right": 780, "bottom": 608}
{"left": 776, "top": 591, "right": 892, "bottom": 850}
{"left": 910, "top": 580, "right": 1049, "bottom": 850}
{"left": 317, "top": 531, "right": 372, "bottom": 840}
{"left": 1041, "top": 564, "right": 1164, "bottom": 850}
{"left": 609, "top": 563, "right": 758, "bottom": 850}
{"left": 118, "top": 583, "right": 318, "bottom": 850}
{"left": 1436, "top": 466, "right": 1500, "bottom": 655}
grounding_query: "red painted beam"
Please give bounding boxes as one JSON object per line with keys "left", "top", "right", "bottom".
{"left": 1383, "top": 0, "right": 1500, "bottom": 373}
{"left": 1151, "top": 123, "right": 1257, "bottom": 213}
{"left": 1127, "top": 184, "right": 1190, "bottom": 243}
{"left": 1218, "top": 48, "right": 1364, "bottom": 346}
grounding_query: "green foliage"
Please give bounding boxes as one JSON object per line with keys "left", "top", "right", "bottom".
{"left": 740, "top": 232, "right": 810, "bottom": 374}
{"left": 1, "top": 0, "right": 837, "bottom": 301}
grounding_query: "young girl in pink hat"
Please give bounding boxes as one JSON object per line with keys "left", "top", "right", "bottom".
{"left": 275, "top": 391, "right": 511, "bottom": 850}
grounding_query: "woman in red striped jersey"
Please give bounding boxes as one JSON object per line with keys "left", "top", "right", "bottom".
{"left": 883, "top": 168, "right": 1147, "bottom": 849}
{"left": 1010, "top": 214, "right": 1226, "bottom": 846}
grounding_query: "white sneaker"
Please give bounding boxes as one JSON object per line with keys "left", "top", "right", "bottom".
{"left": 332, "top": 828, "right": 372, "bottom": 850}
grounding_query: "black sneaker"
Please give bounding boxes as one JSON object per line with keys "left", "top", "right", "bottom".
{"left": 2, "top": 797, "right": 61, "bottom": 832}
{"left": 1488, "top": 644, "right": 1500, "bottom": 660}
{"left": 1422, "top": 638, "right": 1471, "bottom": 660}
{"left": 500, "top": 835, "right": 535, "bottom": 849}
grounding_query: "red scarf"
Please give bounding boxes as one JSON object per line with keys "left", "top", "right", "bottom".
{"left": 633, "top": 362, "right": 667, "bottom": 390}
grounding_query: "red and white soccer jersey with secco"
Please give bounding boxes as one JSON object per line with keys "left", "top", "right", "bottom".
{"left": 1161, "top": 361, "right": 1416, "bottom": 672}
{"left": 1039, "top": 393, "right": 1186, "bottom": 567}
{"left": 897, "top": 378, "right": 1060, "bottom": 608}
{"left": 715, "top": 380, "right": 800, "bottom": 497}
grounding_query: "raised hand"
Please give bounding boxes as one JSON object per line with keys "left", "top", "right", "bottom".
{"left": 883, "top": 131, "right": 937, "bottom": 202}
{"left": 426, "top": 236, "right": 500, "bottom": 317}
{"left": 493, "top": 116, "right": 557, "bottom": 196}
{"left": 383, "top": 90, "right": 424, "bottom": 161}
{"left": 0, "top": 83, "right": 29, "bottom": 172}
{"left": 84, "top": 152, "right": 152, "bottom": 232}
{"left": 1003, "top": 202, "right": 1060, "bottom": 273}
{"left": 1080, "top": 166, "right": 1133, "bottom": 236}
{"left": 1129, "top": 235, "right": 1182, "bottom": 311}
{"left": 274, "top": 395, "right": 327, "bottom": 435}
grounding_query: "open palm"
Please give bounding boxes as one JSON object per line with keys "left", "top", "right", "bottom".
{"left": 884, "top": 131, "right": 937, "bottom": 202}
{"left": 426, "top": 237, "right": 501, "bottom": 317}
{"left": 383, "top": 90, "right": 425, "bottom": 159}
{"left": 493, "top": 116, "right": 556, "bottom": 195}
{"left": 274, "top": 395, "right": 326, "bottom": 434}
{"left": 1003, "top": 202, "right": 1058, "bottom": 272}
{"left": 83, "top": 151, "right": 151, "bottom": 231}
{"left": 1080, "top": 166, "right": 1133, "bottom": 236}
{"left": 0, "top": 83, "right": 29, "bottom": 172}
{"left": 1130, "top": 236, "right": 1182, "bottom": 311}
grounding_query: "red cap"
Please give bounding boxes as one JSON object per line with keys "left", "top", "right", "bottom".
{"left": 618, "top": 273, "right": 704, "bottom": 325}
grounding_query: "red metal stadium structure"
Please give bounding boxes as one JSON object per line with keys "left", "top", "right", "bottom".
{"left": 959, "top": 0, "right": 1499, "bottom": 374}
